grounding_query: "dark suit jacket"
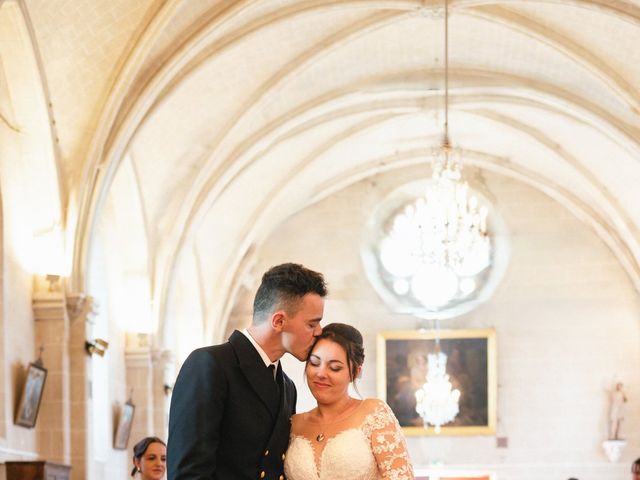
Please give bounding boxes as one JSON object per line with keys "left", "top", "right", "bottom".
{"left": 167, "top": 330, "right": 296, "bottom": 480}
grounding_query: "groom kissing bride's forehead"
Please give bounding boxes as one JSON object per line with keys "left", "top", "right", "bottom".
{"left": 167, "top": 263, "right": 327, "bottom": 480}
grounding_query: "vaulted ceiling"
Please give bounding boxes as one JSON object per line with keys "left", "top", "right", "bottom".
{"left": 13, "top": 0, "right": 640, "bottom": 338}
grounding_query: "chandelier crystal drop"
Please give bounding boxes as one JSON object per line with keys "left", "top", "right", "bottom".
{"left": 414, "top": 349, "right": 460, "bottom": 433}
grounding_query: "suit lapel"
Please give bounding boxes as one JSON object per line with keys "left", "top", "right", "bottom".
{"left": 229, "top": 330, "right": 280, "bottom": 418}
{"left": 280, "top": 367, "right": 297, "bottom": 418}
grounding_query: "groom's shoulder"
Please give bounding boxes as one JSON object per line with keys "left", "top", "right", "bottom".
{"left": 182, "top": 341, "right": 235, "bottom": 367}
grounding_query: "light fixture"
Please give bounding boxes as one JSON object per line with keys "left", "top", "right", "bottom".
{"left": 378, "top": 0, "right": 490, "bottom": 309}
{"left": 85, "top": 338, "right": 109, "bottom": 357}
{"left": 45, "top": 274, "right": 61, "bottom": 292}
{"left": 414, "top": 337, "right": 460, "bottom": 433}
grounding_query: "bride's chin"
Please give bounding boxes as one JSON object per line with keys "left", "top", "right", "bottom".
{"left": 312, "top": 391, "right": 332, "bottom": 402}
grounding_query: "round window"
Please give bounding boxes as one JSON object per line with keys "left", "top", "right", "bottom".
{"left": 361, "top": 179, "right": 509, "bottom": 319}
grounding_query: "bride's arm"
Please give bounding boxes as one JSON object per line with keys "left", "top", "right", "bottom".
{"left": 364, "top": 399, "right": 414, "bottom": 480}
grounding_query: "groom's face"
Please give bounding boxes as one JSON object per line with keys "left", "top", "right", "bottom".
{"left": 280, "top": 293, "right": 324, "bottom": 361}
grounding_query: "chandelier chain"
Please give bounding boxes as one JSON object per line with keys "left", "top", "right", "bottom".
{"left": 444, "top": 0, "right": 449, "bottom": 143}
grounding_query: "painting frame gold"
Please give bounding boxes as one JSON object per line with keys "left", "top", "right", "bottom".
{"left": 377, "top": 328, "right": 497, "bottom": 436}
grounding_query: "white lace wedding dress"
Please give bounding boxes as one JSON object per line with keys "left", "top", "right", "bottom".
{"left": 284, "top": 399, "right": 413, "bottom": 480}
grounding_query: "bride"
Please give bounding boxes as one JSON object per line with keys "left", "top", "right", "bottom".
{"left": 284, "top": 323, "right": 414, "bottom": 480}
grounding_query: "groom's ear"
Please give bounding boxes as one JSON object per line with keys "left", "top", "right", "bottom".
{"left": 271, "top": 311, "right": 286, "bottom": 331}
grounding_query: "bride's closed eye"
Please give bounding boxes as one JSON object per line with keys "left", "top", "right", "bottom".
{"left": 308, "top": 355, "right": 321, "bottom": 367}
{"left": 309, "top": 356, "right": 344, "bottom": 372}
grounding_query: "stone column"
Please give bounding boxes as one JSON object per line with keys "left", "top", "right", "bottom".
{"left": 125, "top": 333, "right": 154, "bottom": 447}
{"left": 125, "top": 334, "right": 172, "bottom": 445}
{"left": 151, "top": 349, "right": 172, "bottom": 439}
{"left": 66, "top": 293, "right": 94, "bottom": 480}
{"left": 32, "top": 288, "right": 71, "bottom": 464}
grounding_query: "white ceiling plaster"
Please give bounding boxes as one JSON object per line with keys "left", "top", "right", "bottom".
{"left": 17, "top": 0, "right": 639, "bottom": 337}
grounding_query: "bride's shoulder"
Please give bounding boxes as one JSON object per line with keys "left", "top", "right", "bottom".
{"left": 290, "top": 409, "right": 314, "bottom": 429}
{"left": 361, "top": 397, "right": 387, "bottom": 408}
{"left": 359, "top": 399, "right": 401, "bottom": 431}
{"left": 359, "top": 398, "right": 399, "bottom": 422}
{"left": 360, "top": 397, "right": 391, "bottom": 414}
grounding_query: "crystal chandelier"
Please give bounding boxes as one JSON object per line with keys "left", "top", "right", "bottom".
{"left": 378, "top": 0, "right": 490, "bottom": 308}
{"left": 414, "top": 343, "right": 460, "bottom": 433}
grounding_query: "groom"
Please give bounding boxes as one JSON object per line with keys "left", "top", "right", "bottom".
{"left": 167, "top": 263, "right": 327, "bottom": 480}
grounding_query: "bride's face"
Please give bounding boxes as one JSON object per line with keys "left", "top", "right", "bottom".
{"left": 306, "top": 339, "right": 351, "bottom": 402}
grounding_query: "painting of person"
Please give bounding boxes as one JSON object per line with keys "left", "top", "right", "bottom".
{"left": 15, "top": 363, "right": 47, "bottom": 428}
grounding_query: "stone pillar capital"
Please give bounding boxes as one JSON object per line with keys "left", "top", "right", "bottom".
{"left": 66, "top": 293, "right": 97, "bottom": 322}
{"left": 32, "top": 291, "right": 67, "bottom": 321}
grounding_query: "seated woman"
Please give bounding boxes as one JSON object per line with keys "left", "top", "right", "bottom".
{"left": 284, "top": 323, "right": 414, "bottom": 480}
{"left": 131, "top": 436, "right": 166, "bottom": 480}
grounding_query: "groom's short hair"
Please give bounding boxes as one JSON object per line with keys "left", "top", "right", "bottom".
{"left": 252, "top": 263, "right": 327, "bottom": 324}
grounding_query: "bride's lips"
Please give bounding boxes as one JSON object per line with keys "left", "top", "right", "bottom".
{"left": 312, "top": 381, "right": 331, "bottom": 389}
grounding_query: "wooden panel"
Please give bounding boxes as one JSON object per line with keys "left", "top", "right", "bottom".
{"left": 5, "top": 461, "right": 70, "bottom": 480}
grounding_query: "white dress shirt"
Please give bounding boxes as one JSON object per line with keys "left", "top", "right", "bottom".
{"left": 241, "top": 328, "right": 279, "bottom": 377}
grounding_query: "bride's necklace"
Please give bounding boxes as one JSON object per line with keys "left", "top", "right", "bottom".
{"left": 313, "top": 398, "right": 359, "bottom": 443}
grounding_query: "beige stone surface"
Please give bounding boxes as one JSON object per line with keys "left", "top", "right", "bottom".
{"left": 258, "top": 169, "right": 640, "bottom": 480}
{"left": 1, "top": 0, "right": 640, "bottom": 478}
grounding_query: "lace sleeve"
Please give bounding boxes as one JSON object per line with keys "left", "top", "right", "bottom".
{"left": 362, "top": 399, "right": 414, "bottom": 480}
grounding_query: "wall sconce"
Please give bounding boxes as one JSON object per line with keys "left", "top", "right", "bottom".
{"left": 45, "top": 274, "right": 61, "bottom": 292}
{"left": 85, "top": 338, "right": 109, "bottom": 357}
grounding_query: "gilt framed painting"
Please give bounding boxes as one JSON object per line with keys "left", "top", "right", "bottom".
{"left": 377, "top": 329, "right": 496, "bottom": 436}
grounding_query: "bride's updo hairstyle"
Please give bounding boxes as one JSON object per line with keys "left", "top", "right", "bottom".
{"left": 311, "top": 323, "right": 365, "bottom": 382}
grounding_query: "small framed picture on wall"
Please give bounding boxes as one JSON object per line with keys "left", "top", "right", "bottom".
{"left": 114, "top": 400, "right": 136, "bottom": 450}
{"left": 15, "top": 362, "right": 48, "bottom": 428}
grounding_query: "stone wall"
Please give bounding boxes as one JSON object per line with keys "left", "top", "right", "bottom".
{"left": 240, "top": 169, "right": 640, "bottom": 480}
